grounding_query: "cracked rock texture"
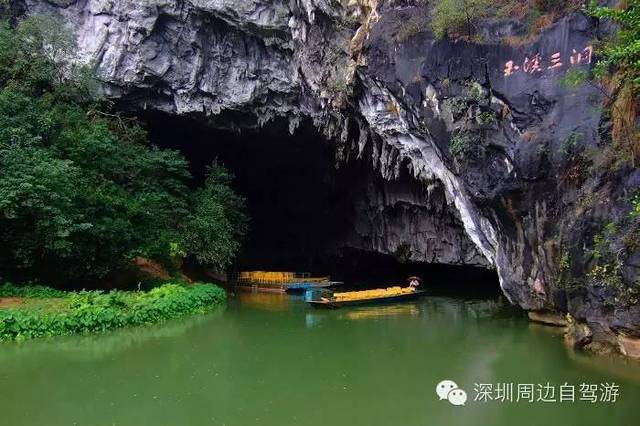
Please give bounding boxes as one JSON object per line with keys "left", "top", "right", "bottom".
{"left": 22, "top": 0, "right": 640, "bottom": 345}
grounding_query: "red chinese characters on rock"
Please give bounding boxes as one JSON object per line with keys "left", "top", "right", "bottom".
{"left": 503, "top": 60, "right": 520, "bottom": 77}
{"left": 522, "top": 53, "right": 543, "bottom": 74}
{"left": 570, "top": 45, "right": 593, "bottom": 66}
{"left": 503, "top": 45, "right": 592, "bottom": 77}
{"left": 548, "top": 52, "right": 562, "bottom": 70}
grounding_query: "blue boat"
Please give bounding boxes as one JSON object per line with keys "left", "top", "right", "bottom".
{"left": 284, "top": 281, "right": 343, "bottom": 292}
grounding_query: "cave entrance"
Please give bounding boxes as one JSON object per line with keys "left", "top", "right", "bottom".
{"left": 141, "top": 112, "right": 353, "bottom": 271}
{"left": 141, "top": 112, "right": 500, "bottom": 296}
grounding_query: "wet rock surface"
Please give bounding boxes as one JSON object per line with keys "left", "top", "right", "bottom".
{"left": 21, "top": 0, "right": 639, "bottom": 349}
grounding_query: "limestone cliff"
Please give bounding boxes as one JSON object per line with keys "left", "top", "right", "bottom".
{"left": 21, "top": 0, "right": 640, "bottom": 353}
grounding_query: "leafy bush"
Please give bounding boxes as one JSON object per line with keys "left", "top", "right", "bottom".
{"left": 585, "top": 220, "right": 640, "bottom": 305}
{"left": 477, "top": 111, "right": 496, "bottom": 124}
{"left": 630, "top": 195, "right": 640, "bottom": 219}
{"left": 449, "top": 132, "right": 478, "bottom": 157}
{"left": 181, "top": 164, "right": 248, "bottom": 269}
{"left": 431, "top": 0, "right": 490, "bottom": 40}
{"left": 447, "top": 97, "right": 469, "bottom": 119}
{"left": 0, "top": 17, "right": 246, "bottom": 284}
{"left": 588, "top": 0, "right": 640, "bottom": 88}
{"left": 559, "top": 69, "right": 589, "bottom": 89}
{"left": 0, "top": 283, "right": 225, "bottom": 341}
{"left": 0, "top": 282, "right": 66, "bottom": 298}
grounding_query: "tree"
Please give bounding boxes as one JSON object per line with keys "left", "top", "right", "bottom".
{"left": 589, "top": 0, "right": 640, "bottom": 89}
{"left": 0, "top": 17, "right": 247, "bottom": 285}
{"left": 431, "top": 0, "right": 490, "bottom": 40}
{"left": 180, "top": 164, "right": 248, "bottom": 269}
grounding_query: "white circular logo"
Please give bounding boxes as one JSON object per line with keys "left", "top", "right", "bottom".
{"left": 436, "top": 379, "right": 467, "bottom": 406}
{"left": 447, "top": 388, "right": 468, "bottom": 406}
{"left": 436, "top": 380, "right": 458, "bottom": 400}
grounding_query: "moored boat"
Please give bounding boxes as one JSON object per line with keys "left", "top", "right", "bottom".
{"left": 235, "top": 271, "right": 342, "bottom": 293}
{"left": 305, "top": 286, "right": 426, "bottom": 308}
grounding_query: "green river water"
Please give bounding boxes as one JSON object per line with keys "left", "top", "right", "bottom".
{"left": 1, "top": 290, "right": 639, "bottom": 426}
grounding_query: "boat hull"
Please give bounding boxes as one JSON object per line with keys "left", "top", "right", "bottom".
{"left": 306, "top": 290, "right": 426, "bottom": 308}
{"left": 285, "top": 281, "right": 343, "bottom": 292}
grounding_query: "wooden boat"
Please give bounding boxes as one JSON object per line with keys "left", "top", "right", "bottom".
{"left": 305, "top": 287, "right": 426, "bottom": 308}
{"left": 234, "top": 271, "right": 341, "bottom": 293}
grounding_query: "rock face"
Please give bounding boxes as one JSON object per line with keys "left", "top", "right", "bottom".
{"left": 22, "top": 1, "right": 640, "bottom": 349}
{"left": 342, "top": 159, "right": 489, "bottom": 266}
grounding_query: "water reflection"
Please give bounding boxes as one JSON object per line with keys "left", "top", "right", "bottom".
{"left": 235, "top": 291, "right": 292, "bottom": 311}
{"left": 526, "top": 321, "right": 640, "bottom": 384}
{"left": 305, "top": 303, "right": 420, "bottom": 328}
{"left": 341, "top": 304, "right": 420, "bottom": 320}
{"left": 565, "top": 342, "right": 640, "bottom": 385}
{"left": 303, "top": 296, "right": 515, "bottom": 331}
{"left": 0, "top": 306, "right": 224, "bottom": 363}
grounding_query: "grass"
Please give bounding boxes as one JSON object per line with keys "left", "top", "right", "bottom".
{"left": 0, "top": 282, "right": 226, "bottom": 341}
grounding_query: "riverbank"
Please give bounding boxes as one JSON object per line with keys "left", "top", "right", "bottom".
{"left": 0, "top": 283, "right": 225, "bottom": 341}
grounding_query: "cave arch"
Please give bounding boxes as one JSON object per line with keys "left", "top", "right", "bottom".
{"left": 140, "top": 112, "right": 498, "bottom": 293}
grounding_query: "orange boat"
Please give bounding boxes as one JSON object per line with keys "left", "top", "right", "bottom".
{"left": 305, "top": 286, "right": 426, "bottom": 308}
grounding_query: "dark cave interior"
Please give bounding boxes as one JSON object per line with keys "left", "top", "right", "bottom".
{"left": 141, "top": 112, "right": 499, "bottom": 295}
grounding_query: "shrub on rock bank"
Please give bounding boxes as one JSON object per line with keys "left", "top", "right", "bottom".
{"left": 0, "top": 283, "right": 225, "bottom": 341}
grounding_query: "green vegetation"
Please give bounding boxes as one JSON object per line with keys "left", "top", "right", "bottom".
{"left": 431, "top": 0, "right": 490, "bottom": 40}
{"left": 181, "top": 164, "right": 247, "bottom": 268}
{"left": 554, "top": 2, "right": 640, "bottom": 306}
{"left": 585, "top": 206, "right": 640, "bottom": 305}
{"left": 560, "top": 131, "right": 582, "bottom": 155}
{"left": 630, "top": 195, "right": 640, "bottom": 219}
{"left": 554, "top": 249, "right": 582, "bottom": 291}
{"left": 589, "top": 0, "right": 640, "bottom": 89}
{"left": 477, "top": 111, "right": 496, "bottom": 124}
{"left": 0, "top": 283, "right": 66, "bottom": 298}
{"left": 585, "top": 0, "right": 639, "bottom": 166}
{"left": 558, "top": 250, "right": 570, "bottom": 271}
{"left": 429, "top": 0, "right": 581, "bottom": 44}
{"left": 0, "top": 17, "right": 247, "bottom": 285}
{"left": 447, "top": 97, "right": 470, "bottom": 119}
{"left": 0, "top": 282, "right": 225, "bottom": 341}
{"left": 431, "top": 0, "right": 581, "bottom": 42}
{"left": 449, "top": 132, "right": 479, "bottom": 157}
{"left": 560, "top": 69, "right": 590, "bottom": 89}
{"left": 444, "top": 82, "right": 495, "bottom": 158}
